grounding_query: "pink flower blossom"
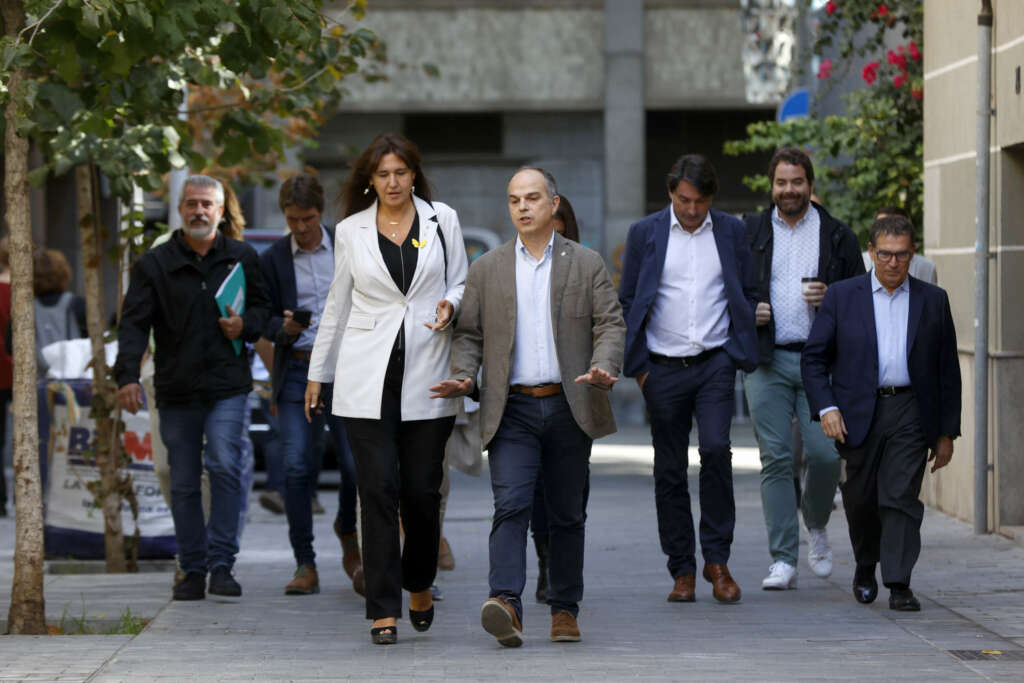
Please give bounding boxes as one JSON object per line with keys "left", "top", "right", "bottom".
{"left": 908, "top": 41, "right": 921, "bottom": 61}
{"left": 887, "top": 49, "right": 907, "bottom": 71}
{"left": 817, "top": 59, "right": 833, "bottom": 79}
{"left": 825, "top": 0, "right": 838, "bottom": 15}
{"left": 873, "top": 4, "right": 890, "bottom": 19}
{"left": 911, "top": 87, "right": 923, "bottom": 100}
{"left": 862, "top": 61, "right": 880, "bottom": 86}
{"left": 893, "top": 73, "right": 907, "bottom": 88}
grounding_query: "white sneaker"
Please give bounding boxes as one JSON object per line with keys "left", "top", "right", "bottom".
{"left": 761, "top": 561, "right": 798, "bottom": 590}
{"left": 807, "top": 527, "right": 834, "bottom": 578}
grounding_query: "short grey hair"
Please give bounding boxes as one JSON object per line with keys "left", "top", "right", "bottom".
{"left": 513, "top": 166, "right": 558, "bottom": 202}
{"left": 180, "top": 175, "right": 224, "bottom": 207}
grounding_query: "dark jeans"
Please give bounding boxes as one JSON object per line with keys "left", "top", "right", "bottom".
{"left": 160, "top": 393, "right": 248, "bottom": 574}
{"left": 260, "top": 396, "right": 284, "bottom": 495}
{"left": 487, "top": 391, "right": 592, "bottom": 622}
{"left": 279, "top": 358, "right": 357, "bottom": 567}
{"left": 838, "top": 392, "right": 928, "bottom": 588}
{"left": 644, "top": 349, "right": 736, "bottom": 578}
{"left": 343, "top": 345, "right": 453, "bottom": 620}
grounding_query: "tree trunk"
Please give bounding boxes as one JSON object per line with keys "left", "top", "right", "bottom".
{"left": 75, "top": 165, "right": 127, "bottom": 573}
{"left": 4, "top": 0, "right": 46, "bottom": 635}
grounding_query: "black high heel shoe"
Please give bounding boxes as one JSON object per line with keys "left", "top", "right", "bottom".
{"left": 409, "top": 604, "right": 434, "bottom": 632}
{"left": 370, "top": 625, "right": 397, "bottom": 644}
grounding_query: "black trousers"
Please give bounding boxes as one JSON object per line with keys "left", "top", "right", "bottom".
{"left": 344, "top": 344, "right": 454, "bottom": 620}
{"left": 838, "top": 391, "right": 928, "bottom": 588}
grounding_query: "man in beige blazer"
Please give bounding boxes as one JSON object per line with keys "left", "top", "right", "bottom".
{"left": 431, "top": 167, "right": 625, "bottom": 647}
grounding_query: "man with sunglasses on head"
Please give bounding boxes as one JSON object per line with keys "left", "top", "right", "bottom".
{"left": 801, "top": 214, "right": 961, "bottom": 612}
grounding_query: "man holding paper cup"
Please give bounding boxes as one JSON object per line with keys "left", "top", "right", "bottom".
{"left": 742, "top": 148, "right": 864, "bottom": 591}
{"left": 114, "top": 175, "right": 270, "bottom": 602}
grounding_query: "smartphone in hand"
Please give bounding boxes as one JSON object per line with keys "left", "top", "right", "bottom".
{"left": 292, "top": 309, "right": 312, "bottom": 327}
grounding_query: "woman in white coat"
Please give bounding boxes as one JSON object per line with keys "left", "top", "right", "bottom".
{"left": 306, "top": 133, "right": 467, "bottom": 644}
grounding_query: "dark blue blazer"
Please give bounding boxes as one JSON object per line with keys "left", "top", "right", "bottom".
{"left": 801, "top": 274, "right": 962, "bottom": 450}
{"left": 259, "top": 225, "right": 334, "bottom": 405}
{"left": 619, "top": 207, "right": 759, "bottom": 376}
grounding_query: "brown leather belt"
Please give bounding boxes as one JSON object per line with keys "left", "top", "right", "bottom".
{"left": 509, "top": 383, "right": 562, "bottom": 398}
{"left": 290, "top": 349, "right": 312, "bottom": 361}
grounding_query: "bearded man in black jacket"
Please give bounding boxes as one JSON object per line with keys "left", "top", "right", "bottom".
{"left": 114, "top": 175, "right": 269, "bottom": 601}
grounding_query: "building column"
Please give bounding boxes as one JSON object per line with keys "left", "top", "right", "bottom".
{"left": 603, "top": 0, "right": 645, "bottom": 270}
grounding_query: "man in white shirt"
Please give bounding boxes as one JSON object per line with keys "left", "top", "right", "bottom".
{"left": 741, "top": 147, "right": 865, "bottom": 591}
{"left": 432, "top": 167, "right": 625, "bottom": 647}
{"left": 619, "top": 154, "right": 759, "bottom": 604}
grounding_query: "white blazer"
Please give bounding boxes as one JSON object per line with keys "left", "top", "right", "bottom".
{"left": 308, "top": 195, "right": 468, "bottom": 420}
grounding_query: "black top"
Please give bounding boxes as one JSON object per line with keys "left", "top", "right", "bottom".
{"left": 377, "top": 213, "right": 420, "bottom": 295}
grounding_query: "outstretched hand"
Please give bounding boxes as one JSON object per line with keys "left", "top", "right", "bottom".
{"left": 574, "top": 367, "right": 619, "bottom": 388}
{"left": 429, "top": 378, "right": 473, "bottom": 399}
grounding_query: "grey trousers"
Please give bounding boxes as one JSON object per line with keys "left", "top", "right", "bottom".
{"left": 837, "top": 391, "right": 928, "bottom": 587}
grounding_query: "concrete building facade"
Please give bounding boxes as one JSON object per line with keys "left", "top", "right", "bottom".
{"left": 923, "top": 0, "right": 1024, "bottom": 537}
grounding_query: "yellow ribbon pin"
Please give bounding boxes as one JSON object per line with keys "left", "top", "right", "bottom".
{"left": 411, "top": 238, "right": 426, "bottom": 249}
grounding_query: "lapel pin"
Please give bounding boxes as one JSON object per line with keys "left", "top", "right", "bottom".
{"left": 561, "top": 251, "right": 566, "bottom": 256}
{"left": 412, "top": 238, "right": 426, "bottom": 249}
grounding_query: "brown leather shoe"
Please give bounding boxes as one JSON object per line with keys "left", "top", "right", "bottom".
{"left": 550, "top": 610, "right": 581, "bottom": 642}
{"left": 284, "top": 565, "right": 320, "bottom": 595}
{"left": 480, "top": 597, "right": 523, "bottom": 647}
{"left": 437, "top": 535, "right": 455, "bottom": 571}
{"left": 667, "top": 573, "right": 696, "bottom": 602}
{"left": 702, "top": 563, "right": 741, "bottom": 603}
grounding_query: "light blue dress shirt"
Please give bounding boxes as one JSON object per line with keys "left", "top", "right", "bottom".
{"left": 871, "top": 270, "right": 911, "bottom": 388}
{"left": 291, "top": 226, "right": 333, "bottom": 351}
{"left": 509, "top": 233, "right": 561, "bottom": 386}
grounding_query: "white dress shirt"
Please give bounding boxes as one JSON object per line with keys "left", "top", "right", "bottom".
{"left": 291, "top": 226, "right": 333, "bottom": 350}
{"left": 770, "top": 205, "right": 820, "bottom": 344}
{"left": 646, "top": 211, "right": 729, "bottom": 357}
{"left": 509, "top": 233, "right": 561, "bottom": 385}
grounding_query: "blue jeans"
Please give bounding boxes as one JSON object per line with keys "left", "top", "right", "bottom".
{"left": 260, "top": 396, "right": 284, "bottom": 495}
{"left": 487, "top": 392, "right": 592, "bottom": 622}
{"left": 279, "top": 358, "right": 357, "bottom": 567}
{"left": 643, "top": 349, "right": 736, "bottom": 578}
{"left": 160, "top": 393, "right": 248, "bottom": 575}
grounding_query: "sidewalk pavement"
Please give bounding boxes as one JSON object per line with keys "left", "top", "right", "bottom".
{"left": 2, "top": 431, "right": 1023, "bottom": 682}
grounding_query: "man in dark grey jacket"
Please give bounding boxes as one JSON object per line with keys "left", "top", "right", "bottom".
{"left": 115, "top": 175, "right": 269, "bottom": 601}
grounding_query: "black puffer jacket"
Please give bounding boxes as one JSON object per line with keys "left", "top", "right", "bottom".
{"left": 114, "top": 230, "right": 270, "bottom": 407}
{"left": 743, "top": 202, "right": 865, "bottom": 367}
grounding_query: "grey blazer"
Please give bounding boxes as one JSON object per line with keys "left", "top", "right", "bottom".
{"left": 449, "top": 232, "right": 626, "bottom": 448}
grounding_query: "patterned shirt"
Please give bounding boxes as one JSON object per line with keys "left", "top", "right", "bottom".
{"left": 770, "top": 205, "right": 820, "bottom": 344}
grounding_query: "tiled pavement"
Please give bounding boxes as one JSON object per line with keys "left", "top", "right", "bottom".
{"left": 2, "top": 433, "right": 1023, "bottom": 682}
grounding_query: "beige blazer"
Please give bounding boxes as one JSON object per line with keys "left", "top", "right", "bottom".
{"left": 450, "top": 232, "right": 625, "bottom": 448}
{"left": 308, "top": 196, "right": 468, "bottom": 420}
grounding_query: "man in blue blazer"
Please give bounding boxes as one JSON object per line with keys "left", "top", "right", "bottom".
{"left": 259, "top": 174, "right": 361, "bottom": 596}
{"left": 802, "top": 215, "right": 961, "bottom": 612}
{"left": 620, "top": 154, "right": 758, "bottom": 604}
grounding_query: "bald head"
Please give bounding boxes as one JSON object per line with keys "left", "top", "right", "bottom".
{"left": 507, "top": 168, "right": 560, "bottom": 240}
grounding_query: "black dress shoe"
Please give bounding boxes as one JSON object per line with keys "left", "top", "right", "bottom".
{"left": 889, "top": 588, "right": 921, "bottom": 611}
{"left": 173, "top": 571, "right": 205, "bottom": 601}
{"left": 852, "top": 565, "right": 878, "bottom": 604}
{"left": 208, "top": 566, "right": 242, "bottom": 597}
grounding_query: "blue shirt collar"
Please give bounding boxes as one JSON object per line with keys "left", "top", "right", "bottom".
{"left": 870, "top": 269, "right": 910, "bottom": 295}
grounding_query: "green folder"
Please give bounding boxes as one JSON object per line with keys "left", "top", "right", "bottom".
{"left": 214, "top": 262, "right": 246, "bottom": 356}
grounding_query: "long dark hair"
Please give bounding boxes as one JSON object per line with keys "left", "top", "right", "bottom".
{"left": 554, "top": 195, "right": 580, "bottom": 243}
{"left": 339, "top": 133, "right": 433, "bottom": 218}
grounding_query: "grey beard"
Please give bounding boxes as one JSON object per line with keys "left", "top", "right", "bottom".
{"left": 184, "top": 221, "right": 214, "bottom": 240}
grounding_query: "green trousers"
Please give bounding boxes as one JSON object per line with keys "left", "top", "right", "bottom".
{"left": 743, "top": 349, "right": 840, "bottom": 566}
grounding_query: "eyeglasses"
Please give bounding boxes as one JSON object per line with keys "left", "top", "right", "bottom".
{"left": 874, "top": 249, "right": 912, "bottom": 264}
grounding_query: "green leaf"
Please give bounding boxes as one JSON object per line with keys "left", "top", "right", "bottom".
{"left": 27, "top": 166, "right": 50, "bottom": 188}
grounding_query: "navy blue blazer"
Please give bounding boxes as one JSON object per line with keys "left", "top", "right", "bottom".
{"left": 619, "top": 207, "right": 759, "bottom": 376}
{"left": 801, "top": 273, "right": 962, "bottom": 450}
{"left": 259, "top": 225, "right": 334, "bottom": 405}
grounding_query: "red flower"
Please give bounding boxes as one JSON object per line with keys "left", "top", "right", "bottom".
{"left": 888, "top": 49, "right": 907, "bottom": 71}
{"left": 893, "top": 73, "right": 906, "bottom": 88}
{"left": 817, "top": 58, "right": 833, "bottom": 79}
{"left": 862, "top": 61, "right": 880, "bottom": 86}
{"left": 873, "top": 3, "right": 889, "bottom": 19}
{"left": 908, "top": 41, "right": 921, "bottom": 61}
{"left": 825, "top": 0, "right": 838, "bottom": 15}
{"left": 911, "top": 87, "right": 923, "bottom": 100}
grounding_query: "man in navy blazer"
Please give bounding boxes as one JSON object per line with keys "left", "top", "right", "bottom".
{"left": 620, "top": 154, "right": 758, "bottom": 604}
{"left": 802, "top": 215, "right": 961, "bottom": 612}
{"left": 259, "top": 174, "right": 361, "bottom": 596}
